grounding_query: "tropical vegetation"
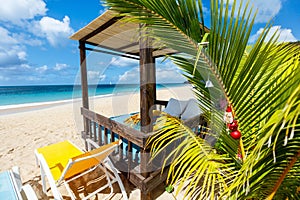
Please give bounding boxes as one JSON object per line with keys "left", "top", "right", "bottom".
{"left": 103, "top": 0, "right": 300, "bottom": 199}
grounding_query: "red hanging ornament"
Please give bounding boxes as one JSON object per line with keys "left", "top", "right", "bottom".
{"left": 230, "top": 130, "right": 241, "bottom": 140}
{"left": 228, "top": 119, "right": 238, "bottom": 131}
{"left": 224, "top": 105, "right": 242, "bottom": 140}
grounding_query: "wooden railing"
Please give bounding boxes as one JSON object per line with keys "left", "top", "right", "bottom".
{"left": 81, "top": 107, "right": 146, "bottom": 172}
{"left": 81, "top": 102, "right": 206, "bottom": 196}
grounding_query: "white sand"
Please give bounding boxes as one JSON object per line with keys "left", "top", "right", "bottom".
{"left": 0, "top": 85, "right": 194, "bottom": 199}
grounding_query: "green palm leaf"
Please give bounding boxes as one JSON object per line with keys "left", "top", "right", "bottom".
{"left": 102, "top": 0, "right": 300, "bottom": 199}
{"left": 147, "top": 112, "right": 235, "bottom": 199}
{"left": 226, "top": 84, "right": 300, "bottom": 199}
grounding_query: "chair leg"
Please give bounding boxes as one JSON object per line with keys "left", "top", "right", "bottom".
{"left": 102, "top": 165, "right": 114, "bottom": 199}
{"left": 106, "top": 159, "right": 129, "bottom": 200}
{"left": 64, "top": 182, "right": 78, "bottom": 200}
{"left": 40, "top": 165, "right": 47, "bottom": 194}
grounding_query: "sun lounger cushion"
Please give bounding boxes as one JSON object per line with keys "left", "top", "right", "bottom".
{"left": 181, "top": 99, "right": 202, "bottom": 120}
{"left": 163, "top": 98, "right": 189, "bottom": 118}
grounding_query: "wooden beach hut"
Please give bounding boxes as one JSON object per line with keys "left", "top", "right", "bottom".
{"left": 70, "top": 10, "right": 201, "bottom": 200}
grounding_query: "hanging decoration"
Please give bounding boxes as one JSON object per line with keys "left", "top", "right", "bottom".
{"left": 224, "top": 105, "right": 245, "bottom": 161}
{"left": 224, "top": 106, "right": 234, "bottom": 124}
{"left": 224, "top": 105, "right": 241, "bottom": 140}
{"left": 205, "top": 74, "right": 214, "bottom": 88}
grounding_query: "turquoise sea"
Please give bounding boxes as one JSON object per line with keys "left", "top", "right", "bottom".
{"left": 0, "top": 83, "right": 184, "bottom": 107}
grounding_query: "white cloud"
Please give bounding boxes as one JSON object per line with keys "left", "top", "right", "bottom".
{"left": 228, "top": 0, "right": 282, "bottom": 23}
{"left": 13, "top": 32, "right": 43, "bottom": 46}
{"left": 36, "top": 65, "right": 47, "bottom": 73}
{"left": 250, "top": 26, "right": 297, "bottom": 43}
{"left": 0, "top": 27, "right": 34, "bottom": 68}
{"left": 54, "top": 63, "right": 68, "bottom": 71}
{"left": 156, "top": 60, "right": 186, "bottom": 83}
{"left": 0, "top": 75, "right": 10, "bottom": 81}
{"left": 118, "top": 60, "right": 187, "bottom": 84}
{"left": 26, "top": 76, "right": 41, "bottom": 81}
{"left": 0, "top": 0, "right": 47, "bottom": 24}
{"left": 88, "top": 71, "right": 106, "bottom": 83}
{"left": 118, "top": 67, "right": 139, "bottom": 83}
{"left": 34, "top": 16, "right": 74, "bottom": 46}
{"left": 17, "top": 51, "right": 27, "bottom": 60}
{"left": 0, "top": 47, "right": 27, "bottom": 67}
{"left": 156, "top": 69, "right": 186, "bottom": 83}
{"left": 21, "top": 64, "right": 31, "bottom": 69}
{"left": 110, "top": 57, "right": 139, "bottom": 67}
{"left": 0, "top": 27, "right": 18, "bottom": 45}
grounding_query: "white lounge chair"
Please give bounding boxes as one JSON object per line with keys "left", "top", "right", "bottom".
{"left": 0, "top": 166, "right": 38, "bottom": 200}
{"left": 35, "top": 139, "right": 128, "bottom": 200}
{"left": 163, "top": 98, "right": 189, "bottom": 118}
{"left": 163, "top": 98, "right": 202, "bottom": 120}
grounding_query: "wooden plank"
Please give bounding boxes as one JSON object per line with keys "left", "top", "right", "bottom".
{"left": 127, "top": 167, "right": 169, "bottom": 195}
{"left": 81, "top": 107, "right": 147, "bottom": 147}
{"left": 119, "top": 136, "right": 123, "bottom": 160}
{"left": 142, "top": 169, "right": 169, "bottom": 194}
{"left": 79, "top": 16, "right": 123, "bottom": 42}
{"left": 88, "top": 119, "right": 92, "bottom": 139}
{"left": 97, "top": 125, "right": 102, "bottom": 146}
{"left": 154, "top": 100, "right": 168, "bottom": 107}
{"left": 104, "top": 128, "right": 108, "bottom": 144}
{"left": 155, "top": 100, "right": 168, "bottom": 111}
{"left": 93, "top": 121, "right": 97, "bottom": 141}
{"left": 128, "top": 171, "right": 146, "bottom": 188}
{"left": 111, "top": 132, "right": 115, "bottom": 143}
{"left": 128, "top": 141, "right": 132, "bottom": 179}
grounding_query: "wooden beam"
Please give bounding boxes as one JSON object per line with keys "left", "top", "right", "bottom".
{"left": 85, "top": 41, "right": 141, "bottom": 57}
{"left": 116, "top": 41, "right": 139, "bottom": 51}
{"left": 79, "top": 16, "right": 123, "bottom": 42}
{"left": 79, "top": 41, "right": 89, "bottom": 109}
{"left": 84, "top": 47, "right": 140, "bottom": 60}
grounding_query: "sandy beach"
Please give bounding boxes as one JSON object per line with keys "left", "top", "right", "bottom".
{"left": 0, "top": 85, "right": 195, "bottom": 199}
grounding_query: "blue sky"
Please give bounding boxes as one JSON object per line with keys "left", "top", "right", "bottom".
{"left": 0, "top": 0, "right": 299, "bottom": 86}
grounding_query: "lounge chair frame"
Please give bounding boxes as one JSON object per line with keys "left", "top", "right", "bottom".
{"left": 0, "top": 166, "right": 38, "bottom": 200}
{"left": 35, "top": 139, "right": 128, "bottom": 200}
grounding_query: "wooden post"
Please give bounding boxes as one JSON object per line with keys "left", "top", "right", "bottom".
{"left": 79, "top": 41, "right": 90, "bottom": 144}
{"left": 139, "top": 27, "right": 155, "bottom": 133}
{"left": 139, "top": 24, "right": 155, "bottom": 200}
{"left": 150, "top": 56, "right": 156, "bottom": 104}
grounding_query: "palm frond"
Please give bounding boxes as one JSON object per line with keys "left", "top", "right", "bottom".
{"left": 225, "top": 84, "right": 300, "bottom": 199}
{"left": 147, "top": 112, "right": 235, "bottom": 199}
{"left": 102, "top": 0, "right": 300, "bottom": 199}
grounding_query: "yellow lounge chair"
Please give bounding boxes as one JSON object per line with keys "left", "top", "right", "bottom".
{"left": 35, "top": 139, "right": 128, "bottom": 200}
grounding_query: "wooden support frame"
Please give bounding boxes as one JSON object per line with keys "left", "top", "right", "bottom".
{"left": 79, "top": 41, "right": 90, "bottom": 141}
{"left": 139, "top": 24, "right": 156, "bottom": 133}
{"left": 71, "top": 11, "right": 200, "bottom": 200}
